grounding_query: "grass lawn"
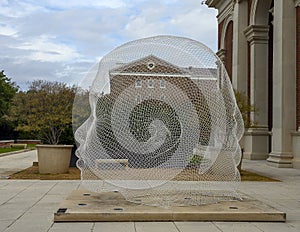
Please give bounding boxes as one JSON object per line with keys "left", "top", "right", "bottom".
{"left": 0, "top": 147, "right": 24, "bottom": 154}
{"left": 9, "top": 165, "right": 279, "bottom": 182}
{"left": 0, "top": 144, "right": 36, "bottom": 154}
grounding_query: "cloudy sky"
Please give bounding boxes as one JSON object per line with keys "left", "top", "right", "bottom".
{"left": 0, "top": 0, "right": 217, "bottom": 90}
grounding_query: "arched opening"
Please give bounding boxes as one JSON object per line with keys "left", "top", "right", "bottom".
{"left": 224, "top": 21, "right": 233, "bottom": 81}
{"left": 250, "top": 0, "right": 273, "bottom": 25}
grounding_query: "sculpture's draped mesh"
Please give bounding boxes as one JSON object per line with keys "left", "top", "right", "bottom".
{"left": 73, "top": 36, "right": 244, "bottom": 206}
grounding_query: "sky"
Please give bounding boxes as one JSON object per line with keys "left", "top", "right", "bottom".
{"left": 0, "top": 0, "right": 218, "bottom": 90}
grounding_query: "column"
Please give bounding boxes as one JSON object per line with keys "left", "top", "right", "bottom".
{"left": 293, "top": 1, "right": 300, "bottom": 169}
{"left": 243, "top": 25, "right": 270, "bottom": 160}
{"left": 268, "top": 0, "right": 296, "bottom": 167}
{"left": 232, "top": 0, "right": 248, "bottom": 93}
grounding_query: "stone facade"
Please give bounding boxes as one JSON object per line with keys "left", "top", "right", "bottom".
{"left": 206, "top": 0, "right": 300, "bottom": 168}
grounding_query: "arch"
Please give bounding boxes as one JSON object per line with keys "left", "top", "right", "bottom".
{"left": 250, "top": 0, "right": 273, "bottom": 25}
{"left": 224, "top": 21, "right": 233, "bottom": 80}
{"left": 220, "top": 16, "right": 233, "bottom": 50}
{"left": 219, "top": 16, "right": 233, "bottom": 80}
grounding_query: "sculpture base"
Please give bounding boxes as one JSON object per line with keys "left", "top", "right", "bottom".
{"left": 54, "top": 190, "right": 285, "bottom": 222}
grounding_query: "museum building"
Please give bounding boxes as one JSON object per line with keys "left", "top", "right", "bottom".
{"left": 206, "top": 0, "right": 300, "bottom": 168}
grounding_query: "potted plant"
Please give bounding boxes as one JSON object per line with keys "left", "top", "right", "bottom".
{"left": 10, "top": 80, "right": 76, "bottom": 174}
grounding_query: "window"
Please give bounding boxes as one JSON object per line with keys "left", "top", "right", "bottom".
{"left": 135, "top": 79, "right": 142, "bottom": 88}
{"left": 136, "top": 94, "right": 141, "bottom": 103}
{"left": 148, "top": 79, "right": 154, "bottom": 88}
{"left": 160, "top": 95, "right": 165, "bottom": 101}
{"left": 160, "top": 79, "right": 166, "bottom": 88}
{"left": 147, "top": 62, "right": 155, "bottom": 70}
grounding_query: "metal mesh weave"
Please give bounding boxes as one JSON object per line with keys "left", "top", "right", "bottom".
{"left": 73, "top": 35, "right": 244, "bottom": 206}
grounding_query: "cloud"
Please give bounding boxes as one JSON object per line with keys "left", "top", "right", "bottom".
{"left": 0, "top": 0, "right": 217, "bottom": 89}
{"left": 0, "top": 0, "right": 44, "bottom": 18}
{"left": 14, "top": 35, "right": 81, "bottom": 62}
{"left": 123, "top": 0, "right": 217, "bottom": 49}
{"left": 0, "top": 24, "right": 18, "bottom": 37}
{"left": 39, "top": 0, "right": 126, "bottom": 10}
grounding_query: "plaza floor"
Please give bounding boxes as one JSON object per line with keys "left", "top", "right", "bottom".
{"left": 0, "top": 151, "right": 300, "bottom": 232}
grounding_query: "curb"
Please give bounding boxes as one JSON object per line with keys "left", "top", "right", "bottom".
{"left": 0, "top": 149, "right": 35, "bottom": 158}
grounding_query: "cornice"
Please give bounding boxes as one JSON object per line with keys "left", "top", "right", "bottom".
{"left": 205, "top": 0, "right": 222, "bottom": 8}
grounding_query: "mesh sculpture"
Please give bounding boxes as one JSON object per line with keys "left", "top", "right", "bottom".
{"left": 73, "top": 35, "right": 244, "bottom": 206}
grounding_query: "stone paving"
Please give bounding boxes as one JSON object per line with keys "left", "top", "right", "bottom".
{"left": 0, "top": 151, "right": 300, "bottom": 232}
{"left": 0, "top": 150, "right": 37, "bottom": 178}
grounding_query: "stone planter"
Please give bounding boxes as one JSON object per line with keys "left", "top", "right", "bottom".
{"left": 36, "top": 145, "right": 73, "bottom": 174}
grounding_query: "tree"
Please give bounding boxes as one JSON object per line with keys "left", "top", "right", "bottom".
{"left": 234, "top": 90, "right": 256, "bottom": 128}
{"left": 0, "top": 70, "right": 18, "bottom": 139}
{"left": 10, "top": 80, "right": 76, "bottom": 144}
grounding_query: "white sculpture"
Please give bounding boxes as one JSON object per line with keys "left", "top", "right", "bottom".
{"left": 73, "top": 35, "right": 244, "bottom": 206}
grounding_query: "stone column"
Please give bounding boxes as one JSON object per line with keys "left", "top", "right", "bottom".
{"left": 292, "top": 2, "right": 300, "bottom": 169}
{"left": 268, "top": 0, "right": 296, "bottom": 167}
{"left": 232, "top": 0, "right": 248, "bottom": 93}
{"left": 243, "top": 25, "right": 270, "bottom": 160}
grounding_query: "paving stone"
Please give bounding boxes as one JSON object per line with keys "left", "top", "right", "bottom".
{"left": 0, "top": 157, "right": 299, "bottom": 232}
{"left": 214, "top": 222, "right": 262, "bottom": 232}
{"left": 175, "top": 222, "right": 220, "bottom": 232}
{"left": 0, "top": 208, "right": 25, "bottom": 221}
{"left": 253, "top": 222, "right": 300, "bottom": 232}
{"left": 47, "top": 181, "right": 80, "bottom": 196}
{"left": 48, "top": 222, "right": 94, "bottom": 232}
{"left": 0, "top": 220, "right": 13, "bottom": 231}
{"left": 0, "top": 150, "right": 37, "bottom": 177}
{"left": 3, "top": 212, "right": 53, "bottom": 232}
{"left": 135, "top": 222, "right": 179, "bottom": 232}
{"left": 287, "top": 221, "right": 300, "bottom": 231}
{"left": 94, "top": 222, "right": 135, "bottom": 232}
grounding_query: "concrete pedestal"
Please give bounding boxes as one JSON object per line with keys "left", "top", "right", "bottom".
{"left": 54, "top": 190, "right": 286, "bottom": 222}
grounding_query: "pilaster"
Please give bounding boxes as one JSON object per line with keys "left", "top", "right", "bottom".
{"left": 268, "top": 0, "right": 296, "bottom": 168}
{"left": 292, "top": 132, "right": 300, "bottom": 169}
{"left": 242, "top": 25, "right": 270, "bottom": 160}
{"left": 244, "top": 25, "right": 269, "bottom": 129}
{"left": 232, "top": 0, "right": 248, "bottom": 93}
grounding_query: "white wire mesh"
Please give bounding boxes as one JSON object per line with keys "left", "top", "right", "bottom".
{"left": 73, "top": 35, "right": 244, "bottom": 206}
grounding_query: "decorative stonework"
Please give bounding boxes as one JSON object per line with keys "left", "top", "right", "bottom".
{"left": 216, "top": 49, "right": 226, "bottom": 64}
{"left": 206, "top": 0, "right": 233, "bottom": 22}
{"left": 207, "top": 0, "right": 300, "bottom": 169}
{"left": 244, "top": 25, "right": 269, "bottom": 45}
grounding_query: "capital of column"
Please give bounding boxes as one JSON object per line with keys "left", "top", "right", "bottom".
{"left": 244, "top": 25, "right": 269, "bottom": 45}
{"left": 295, "top": 0, "right": 300, "bottom": 7}
{"left": 216, "top": 49, "right": 226, "bottom": 64}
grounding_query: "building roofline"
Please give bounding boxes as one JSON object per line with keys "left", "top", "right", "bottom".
{"left": 205, "top": 0, "right": 222, "bottom": 8}
{"left": 109, "top": 72, "right": 217, "bottom": 81}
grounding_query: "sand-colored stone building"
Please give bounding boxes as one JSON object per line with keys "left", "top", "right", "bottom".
{"left": 206, "top": 0, "right": 300, "bottom": 168}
